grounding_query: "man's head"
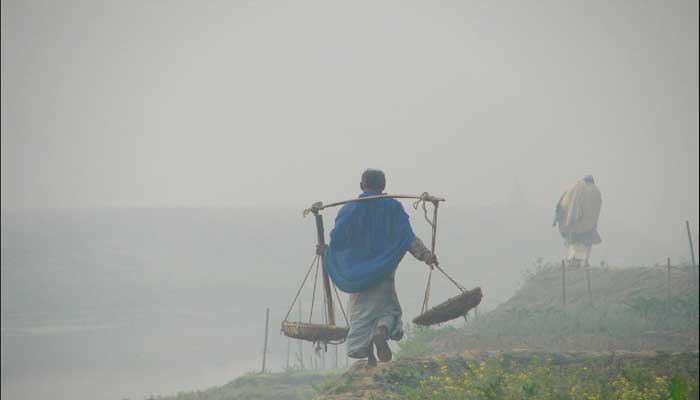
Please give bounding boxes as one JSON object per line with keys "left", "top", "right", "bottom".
{"left": 360, "top": 169, "right": 386, "bottom": 193}
{"left": 583, "top": 175, "right": 595, "bottom": 184}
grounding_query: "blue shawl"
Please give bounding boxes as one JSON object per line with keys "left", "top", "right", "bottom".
{"left": 324, "top": 192, "right": 416, "bottom": 293}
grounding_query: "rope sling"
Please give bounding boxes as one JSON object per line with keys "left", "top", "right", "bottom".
{"left": 412, "top": 194, "right": 468, "bottom": 315}
{"left": 281, "top": 193, "right": 482, "bottom": 349}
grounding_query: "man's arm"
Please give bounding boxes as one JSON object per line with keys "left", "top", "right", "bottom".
{"left": 408, "top": 237, "right": 438, "bottom": 267}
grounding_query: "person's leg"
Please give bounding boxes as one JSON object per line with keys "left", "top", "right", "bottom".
{"left": 566, "top": 242, "right": 576, "bottom": 263}
{"left": 346, "top": 310, "right": 371, "bottom": 360}
{"left": 346, "top": 292, "right": 381, "bottom": 365}
{"left": 367, "top": 346, "right": 377, "bottom": 367}
{"left": 372, "top": 278, "right": 402, "bottom": 363}
{"left": 372, "top": 325, "right": 392, "bottom": 362}
{"left": 568, "top": 243, "right": 589, "bottom": 268}
{"left": 584, "top": 245, "right": 592, "bottom": 267}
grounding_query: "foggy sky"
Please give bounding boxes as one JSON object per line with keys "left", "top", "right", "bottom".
{"left": 2, "top": 0, "right": 698, "bottom": 237}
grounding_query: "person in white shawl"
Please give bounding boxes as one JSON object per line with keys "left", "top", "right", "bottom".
{"left": 553, "top": 175, "right": 602, "bottom": 267}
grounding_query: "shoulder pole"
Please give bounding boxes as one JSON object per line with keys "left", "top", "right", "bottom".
{"left": 312, "top": 205, "right": 336, "bottom": 327}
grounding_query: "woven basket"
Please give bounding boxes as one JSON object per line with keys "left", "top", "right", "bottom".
{"left": 412, "top": 287, "right": 483, "bottom": 326}
{"left": 281, "top": 320, "right": 349, "bottom": 342}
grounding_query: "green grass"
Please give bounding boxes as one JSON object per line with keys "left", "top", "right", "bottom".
{"left": 394, "top": 265, "right": 699, "bottom": 359}
{"left": 396, "top": 325, "right": 458, "bottom": 359}
{"left": 148, "top": 370, "right": 339, "bottom": 400}
{"left": 472, "top": 293, "right": 698, "bottom": 338}
{"left": 377, "top": 352, "right": 699, "bottom": 400}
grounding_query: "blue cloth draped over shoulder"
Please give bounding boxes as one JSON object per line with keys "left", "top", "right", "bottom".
{"left": 324, "top": 192, "right": 416, "bottom": 293}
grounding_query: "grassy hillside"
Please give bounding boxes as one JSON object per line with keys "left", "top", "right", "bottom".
{"left": 315, "top": 351, "right": 699, "bottom": 399}
{"left": 402, "top": 265, "right": 699, "bottom": 357}
{"left": 148, "top": 370, "right": 338, "bottom": 400}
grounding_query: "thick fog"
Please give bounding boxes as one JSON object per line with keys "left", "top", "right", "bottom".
{"left": 1, "top": 1, "right": 698, "bottom": 400}
{"left": 2, "top": 0, "right": 698, "bottom": 225}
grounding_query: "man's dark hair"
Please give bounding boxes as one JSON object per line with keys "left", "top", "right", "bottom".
{"left": 361, "top": 169, "right": 386, "bottom": 192}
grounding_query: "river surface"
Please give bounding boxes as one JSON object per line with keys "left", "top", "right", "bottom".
{"left": 1, "top": 315, "right": 261, "bottom": 400}
{"left": 0, "top": 208, "right": 312, "bottom": 400}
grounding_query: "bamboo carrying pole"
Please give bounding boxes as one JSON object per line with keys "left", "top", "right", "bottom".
{"left": 262, "top": 308, "right": 270, "bottom": 373}
{"left": 314, "top": 212, "right": 336, "bottom": 326}
{"left": 315, "top": 193, "right": 445, "bottom": 211}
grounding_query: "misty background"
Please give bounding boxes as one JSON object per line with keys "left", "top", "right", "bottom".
{"left": 1, "top": 1, "right": 698, "bottom": 400}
